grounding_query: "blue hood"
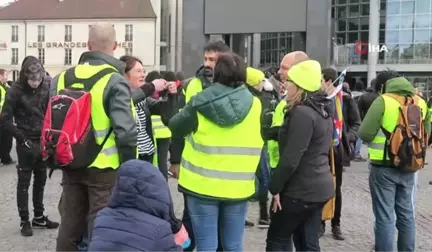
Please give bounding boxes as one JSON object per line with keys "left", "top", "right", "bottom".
{"left": 108, "top": 160, "right": 172, "bottom": 221}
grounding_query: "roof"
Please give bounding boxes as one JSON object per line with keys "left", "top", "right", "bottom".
{"left": 0, "top": 0, "right": 156, "bottom": 20}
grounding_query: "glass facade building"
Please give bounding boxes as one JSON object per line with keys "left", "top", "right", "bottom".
{"left": 259, "top": 32, "right": 306, "bottom": 67}
{"left": 332, "top": 0, "right": 432, "bottom": 99}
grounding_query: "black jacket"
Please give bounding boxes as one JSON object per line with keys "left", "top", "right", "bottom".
{"left": 340, "top": 89, "right": 361, "bottom": 164}
{"left": 0, "top": 56, "right": 50, "bottom": 143}
{"left": 357, "top": 88, "right": 379, "bottom": 120}
{"left": 269, "top": 91, "right": 335, "bottom": 203}
{"left": 50, "top": 52, "right": 138, "bottom": 165}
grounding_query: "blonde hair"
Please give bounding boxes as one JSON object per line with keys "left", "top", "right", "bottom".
{"left": 284, "top": 88, "right": 306, "bottom": 112}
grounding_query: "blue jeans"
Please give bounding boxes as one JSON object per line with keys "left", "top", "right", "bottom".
{"left": 369, "top": 165, "right": 416, "bottom": 252}
{"left": 257, "top": 147, "right": 270, "bottom": 204}
{"left": 355, "top": 138, "right": 362, "bottom": 156}
{"left": 186, "top": 195, "right": 248, "bottom": 252}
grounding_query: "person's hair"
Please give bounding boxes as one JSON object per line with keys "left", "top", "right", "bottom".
{"left": 0, "top": 69, "right": 6, "bottom": 75}
{"left": 176, "top": 71, "right": 185, "bottom": 81}
{"left": 213, "top": 53, "right": 246, "bottom": 88}
{"left": 119, "top": 55, "right": 143, "bottom": 73}
{"left": 145, "top": 70, "right": 161, "bottom": 83}
{"left": 163, "top": 71, "right": 177, "bottom": 81}
{"left": 6, "top": 80, "right": 13, "bottom": 86}
{"left": 370, "top": 78, "right": 376, "bottom": 90}
{"left": 375, "top": 70, "right": 400, "bottom": 93}
{"left": 322, "top": 67, "right": 338, "bottom": 83}
{"left": 204, "top": 40, "right": 230, "bottom": 53}
{"left": 285, "top": 89, "right": 306, "bottom": 112}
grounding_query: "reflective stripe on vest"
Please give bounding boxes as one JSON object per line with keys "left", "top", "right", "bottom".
{"left": 367, "top": 94, "right": 426, "bottom": 161}
{"left": 0, "top": 85, "right": 6, "bottom": 111}
{"left": 179, "top": 96, "right": 263, "bottom": 199}
{"left": 57, "top": 64, "right": 137, "bottom": 170}
{"left": 151, "top": 115, "right": 171, "bottom": 138}
{"left": 268, "top": 99, "right": 286, "bottom": 169}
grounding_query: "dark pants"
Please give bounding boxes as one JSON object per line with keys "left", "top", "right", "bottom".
{"left": 139, "top": 153, "right": 154, "bottom": 163}
{"left": 332, "top": 156, "right": 343, "bottom": 227}
{"left": 156, "top": 138, "right": 170, "bottom": 180}
{"left": 56, "top": 168, "right": 116, "bottom": 251}
{"left": 16, "top": 141, "right": 47, "bottom": 221}
{"left": 182, "top": 194, "right": 223, "bottom": 251}
{"left": 266, "top": 197, "right": 324, "bottom": 252}
{"left": 0, "top": 128, "right": 13, "bottom": 163}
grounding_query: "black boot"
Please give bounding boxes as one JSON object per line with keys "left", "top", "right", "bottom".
{"left": 20, "top": 220, "right": 33, "bottom": 236}
{"left": 258, "top": 202, "right": 270, "bottom": 228}
{"left": 332, "top": 226, "right": 345, "bottom": 240}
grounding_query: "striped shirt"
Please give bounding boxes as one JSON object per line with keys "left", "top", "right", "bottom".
{"left": 135, "top": 100, "right": 156, "bottom": 155}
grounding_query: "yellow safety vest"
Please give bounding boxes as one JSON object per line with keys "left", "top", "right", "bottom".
{"left": 151, "top": 115, "right": 172, "bottom": 138}
{"left": 0, "top": 84, "right": 6, "bottom": 111}
{"left": 57, "top": 64, "right": 137, "bottom": 170}
{"left": 368, "top": 94, "right": 427, "bottom": 162}
{"left": 267, "top": 99, "right": 286, "bottom": 169}
{"left": 179, "top": 80, "right": 263, "bottom": 199}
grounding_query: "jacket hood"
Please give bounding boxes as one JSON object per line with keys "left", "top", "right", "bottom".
{"left": 302, "top": 91, "right": 334, "bottom": 119}
{"left": 108, "top": 160, "right": 173, "bottom": 221}
{"left": 190, "top": 83, "right": 254, "bottom": 127}
{"left": 18, "top": 56, "right": 46, "bottom": 90}
{"left": 384, "top": 77, "right": 414, "bottom": 96}
{"left": 79, "top": 51, "right": 126, "bottom": 74}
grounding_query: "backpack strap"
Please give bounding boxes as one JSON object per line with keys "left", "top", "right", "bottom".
{"left": 64, "top": 67, "right": 117, "bottom": 91}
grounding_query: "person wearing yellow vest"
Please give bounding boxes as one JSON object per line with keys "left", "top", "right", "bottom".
{"left": 169, "top": 40, "right": 230, "bottom": 252}
{"left": 0, "top": 69, "right": 15, "bottom": 165}
{"left": 244, "top": 67, "right": 278, "bottom": 229}
{"left": 51, "top": 23, "right": 138, "bottom": 251}
{"left": 266, "top": 60, "right": 335, "bottom": 251}
{"left": 359, "top": 75, "right": 430, "bottom": 252}
{"left": 169, "top": 53, "right": 263, "bottom": 251}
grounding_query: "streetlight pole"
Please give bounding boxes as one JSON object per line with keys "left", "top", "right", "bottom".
{"left": 367, "top": 0, "right": 380, "bottom": 86}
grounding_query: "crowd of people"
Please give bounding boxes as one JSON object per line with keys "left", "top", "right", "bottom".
{"left": 0, "top": 22, "right": 429, "bottom": 252}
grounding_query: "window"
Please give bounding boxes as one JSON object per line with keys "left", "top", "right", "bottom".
{"left": 11, "top": 25, "right": 18, "bottom": 42}
{"left": 64, "top": 48, "right": 72, "bottom": 65}
{"left": 38, "top": 48, "right": 45, "bottom": 65}
{"left": 11, "top": 48, "right": 18, "bottom": 65}
{"left": 125, "top": 24, "right": 133, "bottom": 41}
{"left": 65, "top": 25, "right": 72, "bottom": 42}
{"left": 38, "top": 25, "right": 45, "bottom": 42}
{"left": 125, "top": 47, "right": 133, "bottom": 56}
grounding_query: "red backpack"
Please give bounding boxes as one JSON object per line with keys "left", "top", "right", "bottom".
{"left": 41, "top": 67, "right": 116, "bottom": 175}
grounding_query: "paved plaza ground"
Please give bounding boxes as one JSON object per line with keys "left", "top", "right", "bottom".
{"left": 0, "top": 146, "right": 431, "bottom": 251}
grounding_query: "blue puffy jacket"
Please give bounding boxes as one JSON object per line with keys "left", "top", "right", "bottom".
{"left": 88, "top": 160, "right": 182, "bottom": 251}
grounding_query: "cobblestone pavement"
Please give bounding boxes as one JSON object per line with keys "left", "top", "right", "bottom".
{"left": 0, "top": 146, "right": 431, "bottom": 251}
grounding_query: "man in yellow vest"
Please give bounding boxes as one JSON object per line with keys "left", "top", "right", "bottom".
{"left": 0, "top": 69, "right": 14, "bottom": 165}
{"left": 168, "top": 52, "right": 263, "bottom": 251}
{"left": 52, "top": 23, "right": 138, "bottom": 251}
{"left": 169, "top": 40, "right": 230, "bottom": 251}
{"left": 359, "top": 73, "right": 430, "bottom": 252}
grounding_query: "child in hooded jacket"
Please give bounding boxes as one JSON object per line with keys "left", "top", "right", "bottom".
{"left": 88, "top": 160, "right": 188, "bottom": 251}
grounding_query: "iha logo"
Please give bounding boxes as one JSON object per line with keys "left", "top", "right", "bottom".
{"left": 354, "top": 41, "right": 388, "bottom": 55}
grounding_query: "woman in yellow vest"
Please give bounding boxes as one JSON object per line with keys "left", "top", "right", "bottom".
{"left": 120, "top": 56, "right": 177, "bottom": 164}
{"left": 266, "top": 60, "right": 335, "bottom": 251}
{"left": 168, "top": 53, "right": 263, "bottom": 251}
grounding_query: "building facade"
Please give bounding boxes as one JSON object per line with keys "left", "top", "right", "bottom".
{"left": 166, "top": 0, "right": 332, "bottom": 76}
{"left": 332, "top": 0, "right": 432, "bottom": 98}
{"left": 0, "top": 0, "right": 160, "bottom": 81}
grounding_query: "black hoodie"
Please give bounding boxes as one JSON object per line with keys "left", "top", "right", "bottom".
{"left": 0, "top": 56, "right": 50, "bottom": 143}
{"left": 269, "top": 91, "right": 335, "bottom": 203}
